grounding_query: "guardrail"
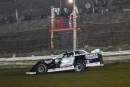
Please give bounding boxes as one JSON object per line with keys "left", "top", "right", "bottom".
{"left": 102, "top": 50, "right": 130, "bottom": 56}
{"left": 0, "top": 50, "right": 130, "bottom": 61}
{"left": 0, "top": 55, "right": 57, "bottom": 61}
{"left": 123, "top": 9, "right": 130, "bottom": 12}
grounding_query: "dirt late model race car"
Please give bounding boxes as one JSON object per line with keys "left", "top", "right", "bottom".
{"left": 26, "top": 50, "right": 104, "bottom": 74}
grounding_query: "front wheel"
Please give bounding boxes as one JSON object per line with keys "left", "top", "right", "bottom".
{"left": 74, "top": 63, "right": 85, "bottom": 72}
{"left": 36, "top": 64, "right": 48, "bottom": 74}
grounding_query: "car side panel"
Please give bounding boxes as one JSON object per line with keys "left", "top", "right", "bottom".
{"left": 60, "top": 56, "right": 75, "bottom": 67}
{"left": 74, "top": 53, "right": 104, "bottom": 67}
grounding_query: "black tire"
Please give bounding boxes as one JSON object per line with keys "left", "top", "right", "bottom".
{"left": 36, "top": 64, "right": 48, "bottom": 74}
{"left": 74, "top": 63, "right": 85, "bottom": 72}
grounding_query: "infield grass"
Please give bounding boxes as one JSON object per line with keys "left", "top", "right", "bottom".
{"left": 0, "top": 63, "right": 130, "bottom": 87}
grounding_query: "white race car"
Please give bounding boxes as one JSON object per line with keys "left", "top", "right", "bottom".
{"left": 26, "top": 50, "right": 104, "bottom": 74}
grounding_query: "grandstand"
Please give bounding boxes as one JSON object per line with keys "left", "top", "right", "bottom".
{"left": 0, "top": 0, "right": 130, "bottom": 55}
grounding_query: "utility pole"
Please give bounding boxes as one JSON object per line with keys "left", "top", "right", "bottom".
{"left": 50, "top": 6, "right": 55, "bottom": 54}
{"left": 93, "top": 1, "right": 95, "bottom": 14}
{"left": 60, "top": 0, "right": 62, "bottom": 10}
{"left": 73, "top": 0, "right": 77, "bottom": 51}
{"left": 16, "top": 9, "right": 18, "bottom": 22}
{"left": 15, "top": 0, "right": 18, "bottom": 22}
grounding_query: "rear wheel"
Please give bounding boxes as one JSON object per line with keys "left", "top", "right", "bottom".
{"left": 36, "top": 64, "right": 47, "bottom": 74}
{"left": 74, "top": 63, "right": 85, "bottom": 72}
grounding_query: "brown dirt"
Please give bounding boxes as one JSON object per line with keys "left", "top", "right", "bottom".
{"left": 0, "top": 63, "right": 130, "bottom": 87}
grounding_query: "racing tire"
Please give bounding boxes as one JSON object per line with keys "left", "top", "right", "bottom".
{"left": 36, "top": 64, "right": 48, "bottom": 74}
{"left": 74, "top": 63, "right": 85, "bottom": 72}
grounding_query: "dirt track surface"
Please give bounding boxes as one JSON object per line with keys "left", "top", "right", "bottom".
{"left": 0, "top": 63, "right": 130, "bottom": 87}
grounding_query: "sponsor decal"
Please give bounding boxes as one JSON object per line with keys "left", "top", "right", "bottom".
{"left": 60, "top": 57, "right": 74, "bottom": 67}
{"left": 45, "top": 60, "right": 53, "bottom": 64}
{"left": 85, "top": 53, "right": 98, "bottom": 59}
{"left": 95, "top": 62, "right": 99, "bottom": 64}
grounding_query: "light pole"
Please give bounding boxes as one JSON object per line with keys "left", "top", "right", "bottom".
{"left": 69, "top": 0, "right": 77, "bottom": 51}
{"left": 15, "top": 0, "right": 18, "bottom": 22}
{"left": 60, "top": 0, "right": 62, "bottom": 15}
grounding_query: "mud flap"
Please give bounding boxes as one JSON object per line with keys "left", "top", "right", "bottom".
{"left": 98, "top": 54, "right": 104, "bottom": 64}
